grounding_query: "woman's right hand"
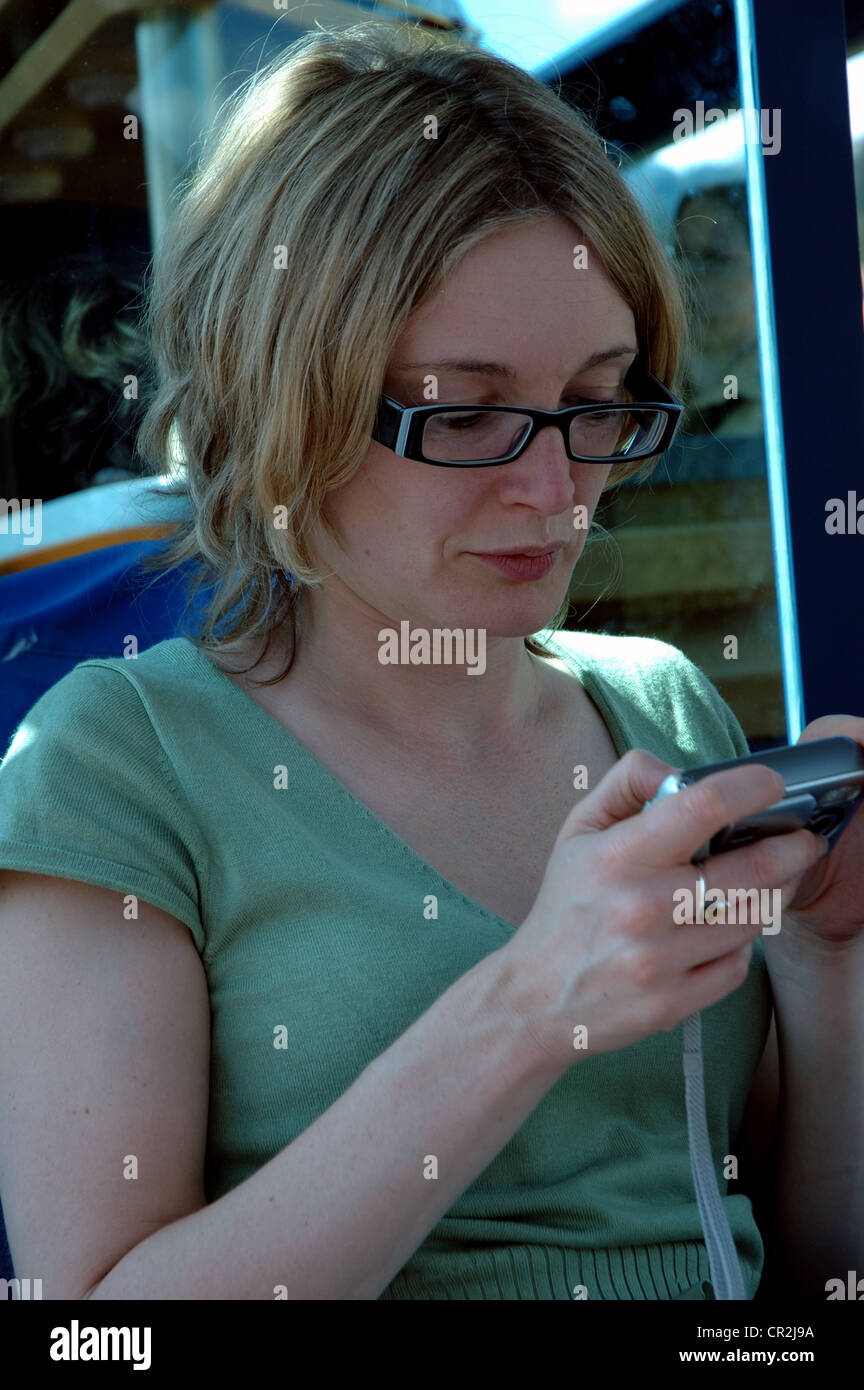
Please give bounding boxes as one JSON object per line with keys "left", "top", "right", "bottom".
{"left": 496, "top": 748, "right": 826, "bottom": 1071}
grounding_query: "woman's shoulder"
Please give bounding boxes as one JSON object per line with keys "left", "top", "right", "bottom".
{"left": 0, "top": 637, "right": 208, "bottom": 947}
{"left": 535, "top": 626, "right": 694, "bottom": 682}
{"left": 0, "top": 636, "right": 228, "bottom": 807}
{"left": 66, "top": 635, "right": 208, "bottom": 700}
{"left": 534, "top": 627, "right": 750, "bottom": 764}
{"left": 3, "top": 638, "right": 209, "bottom": 752}
{"left": 0, "top": 636, "right": 211, "bottom": 796}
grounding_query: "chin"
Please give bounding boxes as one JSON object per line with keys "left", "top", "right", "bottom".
{"left": 471, "top": 595, "right": 569, "bottom": 640}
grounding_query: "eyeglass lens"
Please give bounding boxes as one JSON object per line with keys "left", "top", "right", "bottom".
{"left": 420, "top": 406, "right": 668, "bottom": 463}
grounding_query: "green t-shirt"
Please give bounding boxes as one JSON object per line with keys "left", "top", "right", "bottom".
{"left": 0, "top": 629, "right": 770, "bottom": 1300}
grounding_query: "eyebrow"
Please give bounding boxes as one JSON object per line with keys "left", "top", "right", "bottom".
{"left": 391, "top": 345, "right": 638, "bottom": 378}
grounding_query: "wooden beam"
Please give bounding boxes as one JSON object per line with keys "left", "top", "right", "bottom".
{"left": 234, "top": 0, "right": 481, "bottom": 40}
{"left": 0, "top": 0, "right": 178, "bottom": 135}
{"left": 0, "top": 0, "right": 480, "bottom": 136}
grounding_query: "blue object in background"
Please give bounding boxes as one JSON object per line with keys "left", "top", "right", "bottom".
{"left": 0, "top": 540, "right": 199, "bottom": 760}
{"left": 0, "top": 539, "right": 197, "bottom": 1285}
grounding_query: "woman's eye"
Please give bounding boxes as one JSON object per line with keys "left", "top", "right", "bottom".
{"left": 435, "top": 397, "right": 623, "bottom": 420}
{"left": 439, "top": 411, "right": 485, "bottom": 429}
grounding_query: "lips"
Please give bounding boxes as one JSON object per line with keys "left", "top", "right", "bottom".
{"left": 468, "top": 547, "right": 563, "bottom": 580}
{"left": 473, "top": 543, "right": 566, "bottom": 558}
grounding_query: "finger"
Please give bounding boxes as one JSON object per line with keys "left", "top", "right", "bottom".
{"left": 704, "top": 824, "right": 827, "bottom": 892}
{"left": 631, "top": 866, "right": 767, "bottom": 975}
{"left": 649, "top": 830, "right": 824, "bottom": 970}
{"left": 635, "top": 937, "right": 756, "bottom": 1034}
{"left": 555, "top": 749, "right": 677, "bottom": 845}
{"left": 673, "top": 917, "right": 765, "bottom": 972}
{"left": 612, "top": 762, "right": 788, "bottom": 870}
{"left": 679, "top": 941, "right": 755, "bottom": 1015}
{"left": 797, "top": 715, "right": 864, "bottom": 749}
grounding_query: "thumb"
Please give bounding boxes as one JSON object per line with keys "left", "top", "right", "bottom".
{"left": 555, "top": 748, "right": 678, "bottom": 847}
{"left": 797, "top": 715, "right": 864, "bottom": 750}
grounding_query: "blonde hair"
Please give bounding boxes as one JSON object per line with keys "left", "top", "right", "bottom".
{"left": 137, "top": 20, "right": 690, "bottom": 683}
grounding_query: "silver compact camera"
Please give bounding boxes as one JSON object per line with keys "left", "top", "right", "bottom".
{"left": 643, "top": 735, "right": 864, "bottom": 863}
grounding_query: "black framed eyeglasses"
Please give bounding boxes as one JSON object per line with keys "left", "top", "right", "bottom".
{"left": 372, "top": 356, "right": 683, "bottom": 467}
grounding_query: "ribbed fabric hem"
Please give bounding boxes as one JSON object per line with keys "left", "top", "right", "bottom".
{"left": 378, "top": 1241, "right": 754, "bottom": 1300}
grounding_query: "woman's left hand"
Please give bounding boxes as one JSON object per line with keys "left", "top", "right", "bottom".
{"left": 777, "top": 715, "right": 864, "bottom": 945}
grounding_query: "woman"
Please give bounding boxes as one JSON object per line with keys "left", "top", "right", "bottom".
{"left": 0, "top": 22, "right": 861, "bottom": 1302}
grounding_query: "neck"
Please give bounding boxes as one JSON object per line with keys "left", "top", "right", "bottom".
{"left": 244, "top": 587, "right": 555, "bottom": 762}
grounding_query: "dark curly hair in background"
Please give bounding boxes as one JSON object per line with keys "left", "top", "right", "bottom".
{"left": 0, "top": 251, "right": 153, "bottom": 503}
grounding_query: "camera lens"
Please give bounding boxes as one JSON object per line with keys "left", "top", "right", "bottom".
{"left": 808, "top": 808, "right": 845, "bottom": 837}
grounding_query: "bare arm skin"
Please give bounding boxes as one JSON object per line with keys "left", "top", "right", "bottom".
{"left": 757, "top": 920, "right": 864, "bottom": 1297}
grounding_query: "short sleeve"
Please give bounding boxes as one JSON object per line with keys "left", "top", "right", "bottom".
{"left": 0, "top": 662, "right": 205, "bottom": 951}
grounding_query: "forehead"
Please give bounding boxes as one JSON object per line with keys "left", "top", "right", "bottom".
{"left": 389, "top": 215, "right": 636, "bottom": 382}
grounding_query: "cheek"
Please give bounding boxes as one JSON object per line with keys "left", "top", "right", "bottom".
{"left": 321, "top": 453, "right": 400, "bottom": 535}
{"left": 321, "top": 453, "right": 471, "bottom": 563}
{"left": 573, "top": 466, "right": 611, "bottom": 512}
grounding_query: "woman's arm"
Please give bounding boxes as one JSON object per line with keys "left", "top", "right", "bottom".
{"left": 0, "top": 870, "right": 564, "bottom": 1302}
{"left": 758, "top": 917, "right": 864, "bottom": 1297}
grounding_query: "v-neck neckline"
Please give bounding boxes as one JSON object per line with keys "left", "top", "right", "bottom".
{"left": 182, "top": 632, "right": 630, "bottom": 933}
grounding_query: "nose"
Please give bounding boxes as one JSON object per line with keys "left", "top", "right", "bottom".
{"left": 495, "top": 423, "right": 579, "bottom": 517}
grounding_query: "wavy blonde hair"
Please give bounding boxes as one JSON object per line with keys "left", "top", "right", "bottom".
{"left": 137, "top": 19, "right": 690, "bottom": 683}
